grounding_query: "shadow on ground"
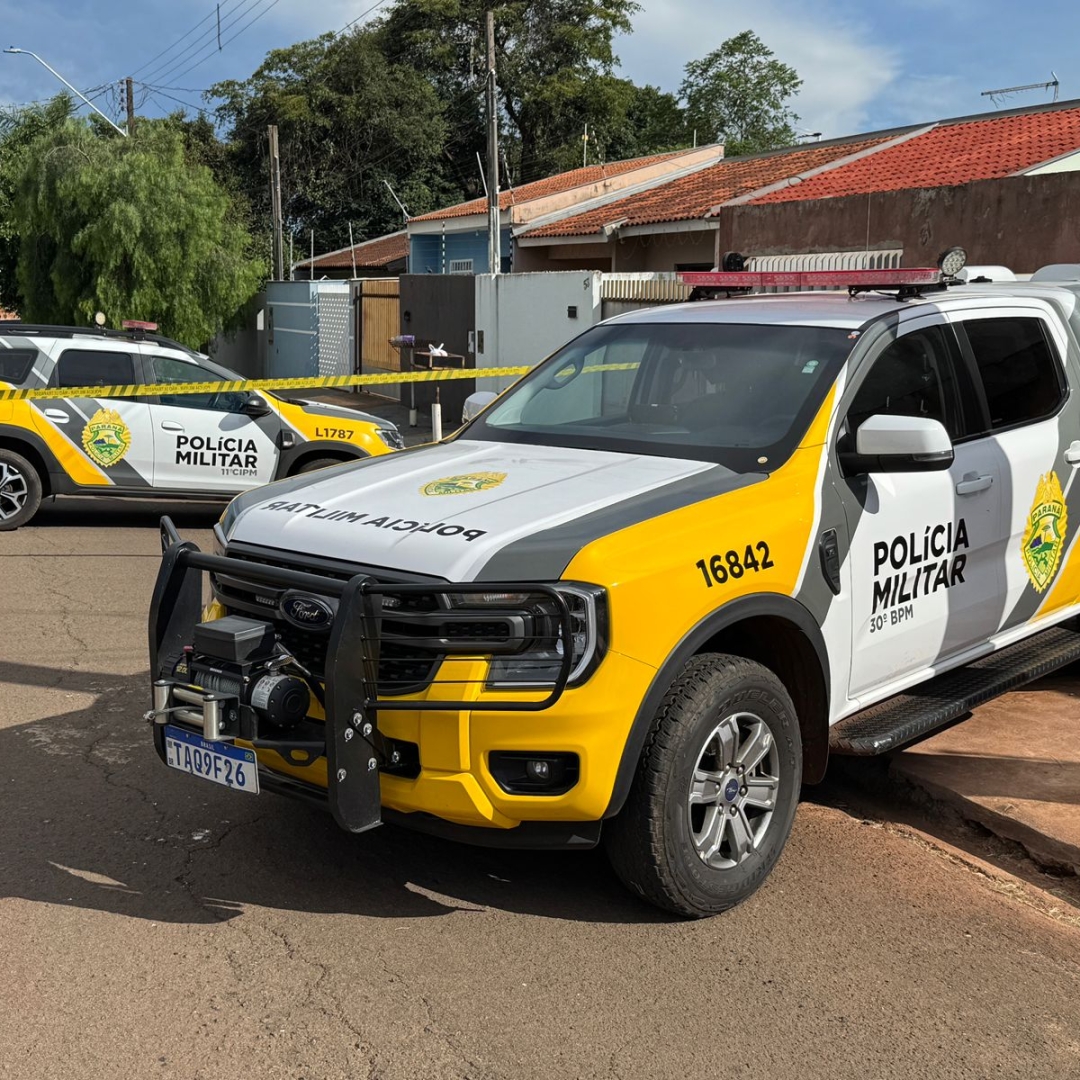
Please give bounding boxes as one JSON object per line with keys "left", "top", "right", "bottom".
{"left": 0, "top": 660, "right": 667, "bottom": 927}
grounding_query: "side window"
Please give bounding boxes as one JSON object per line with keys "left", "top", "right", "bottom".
{"left": 0, "top": 349, "right": 38, "bottom": 386}
{"left": 846, "top": 324, "right": 964, "bottom": 440}
{"left": 55, "top": 349, "right": 135, "bottom": 389}
{"left": 151, "top": 355, "right": 247, "bottom": 412}
{"left": 962, "top": 317, "right": 1065, "bottom": 431}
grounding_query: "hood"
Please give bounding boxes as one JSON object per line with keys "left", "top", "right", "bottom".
{"left": 225, "top": 440, "right": 757, "bottom": 582}
{"left": 293, "top": 399, "right": 393, "bottom": 428}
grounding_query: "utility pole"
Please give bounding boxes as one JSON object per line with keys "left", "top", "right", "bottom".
{"left": 485, "top": 10, "right": 501, "bottom": 276}
{"left": 267, "top": 125, "right": 284, "bottom": 280}
{"left": 125, "top": 77, "right": 135, "bottom": 136}
{"left": 583, "top": 122, "right": 588, "bottom": 167}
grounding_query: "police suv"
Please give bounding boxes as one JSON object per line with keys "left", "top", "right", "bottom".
{"left": 0, "top": 323, "right": 403, "bottom": 529}
{"left": 147, "top": 255, "right": 1080, "bottom": 917}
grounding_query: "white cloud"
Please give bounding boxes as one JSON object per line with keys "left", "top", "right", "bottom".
{"left": 615, "top": 0, "right": 901, "bottom": 139}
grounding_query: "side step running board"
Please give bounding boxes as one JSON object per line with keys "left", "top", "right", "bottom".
{"left": 830, "top": 625, "right": 1080, "bottom": 756}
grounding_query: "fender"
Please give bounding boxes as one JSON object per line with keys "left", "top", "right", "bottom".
{"left": 275, "top": 440, "right": 368, "bottom": 479}
{"left": 604, "top": 593, "right": 831, "bottom": 817}
{"left": 0, "top": 421, "right": 67, "bottom": 491}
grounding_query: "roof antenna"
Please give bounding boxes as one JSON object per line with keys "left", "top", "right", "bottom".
{"left": 981, "top": 73, "right": 1060, "bottom": 107}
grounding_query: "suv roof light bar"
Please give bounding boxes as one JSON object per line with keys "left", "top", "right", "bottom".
{"left": 680, "top": 268, "right": 943, "bottom": 290}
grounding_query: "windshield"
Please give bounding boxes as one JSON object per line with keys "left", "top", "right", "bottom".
{"left": 467, "top": 320, "right": 855, "bottom": 471}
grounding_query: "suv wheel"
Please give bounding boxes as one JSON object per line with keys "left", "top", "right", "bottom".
{"left": 0, "top": 449, "right": 43, "bottom": 530}
{"left": 606, "top": 654, "right": 802, "bottom": 918}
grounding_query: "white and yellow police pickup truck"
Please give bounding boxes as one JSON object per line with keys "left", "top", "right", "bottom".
{"left": 0, "top": 323, "right": 403, "bottom": 528}
{"left": 148, "top": 258, "right": 1080, "bottom": 917}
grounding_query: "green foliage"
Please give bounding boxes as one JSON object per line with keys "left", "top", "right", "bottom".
{"left": 7, "top": 111, "right": 263, "bottom": 347}
{"left": 379, "top": 0, "right": 644, "bottom": 181}
{"left": 210, "top": 27, "right": 457, "bottom": 254}
{"left": 680, "top": 30, "right": 802, "bottom": 156}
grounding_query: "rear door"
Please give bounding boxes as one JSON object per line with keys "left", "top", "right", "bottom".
{"left": 34, "top": 346, "right": 157, "bottom": 488}
{"left": 142, "top": 351, "right": 282, "bottom": 493}
{"left": 946, "top": 304, "right": 1075, "bottom": 630}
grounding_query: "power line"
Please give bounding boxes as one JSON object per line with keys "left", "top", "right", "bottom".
{"left": 144, "top": 86, "right": 208, "bottom": 112}
{"left": 158, "top": 0, "right": 283, "bottom": 86}
{"left": 141, "top": 0, "right": 257, "bottom": 86}
{"left": 338, "top": 0, "right": 391, "bottom": 35}
{"left": 131, "top": 1, "right": 243, "bottom": 80}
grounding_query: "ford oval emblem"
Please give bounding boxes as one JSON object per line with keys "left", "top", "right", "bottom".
{"left": 280, "top": 592, "right": 335, "bottom": 632}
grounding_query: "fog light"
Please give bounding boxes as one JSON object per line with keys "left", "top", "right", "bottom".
{"left": 489, "top": 751, "right": 580, "bottom": 795}
{"left": 526, "top": 759, "right": 550, "bottom": 782}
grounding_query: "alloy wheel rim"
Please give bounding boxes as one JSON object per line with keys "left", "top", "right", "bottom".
{"left": 0, "top": 462, "right": 28, "bottom": 521}
{"left": 687, "top": 711, "right": 780, "bottom": 870}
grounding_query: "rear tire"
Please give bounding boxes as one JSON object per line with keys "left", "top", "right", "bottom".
{"left": 0, "top": 449, "right": 43, "bottom": 530}
{"left": 605, "top": 654, "right": 802, "bottom": 918}
{"left": 294, "top": 456, "right": 346, "bottom": 475}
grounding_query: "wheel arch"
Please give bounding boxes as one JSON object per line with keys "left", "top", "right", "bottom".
{"left": 277, "top": 440, "right": 368, "bottom": 478}
{"left": 605, "top": 594, "right": 831, "bottom": 818}
{"left": 0, "top": 428, "right": 56, "bottom": 497}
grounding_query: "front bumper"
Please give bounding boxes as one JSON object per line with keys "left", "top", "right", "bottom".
{"left": 148, "top": 519, "right": 652, "bottom": 845}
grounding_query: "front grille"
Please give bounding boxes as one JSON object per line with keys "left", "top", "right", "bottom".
{"left": 215, "top": 546, "right": 444, "bottom": 696}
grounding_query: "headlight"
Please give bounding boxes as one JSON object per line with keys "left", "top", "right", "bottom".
{"left": 377, "top": 427, "right": 405, "bottom": 450}
{"left": 442, "top": 584, "right": 608, "bottom": 689}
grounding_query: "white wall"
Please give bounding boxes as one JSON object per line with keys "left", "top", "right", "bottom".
{"left": 1026, "top": 150, "right": 1080, "bottom": 176}
{"left": 473, "top": 272, "right": 603, "bottom": 392}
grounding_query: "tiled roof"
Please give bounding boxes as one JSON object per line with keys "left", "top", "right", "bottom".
{"left": 754, "top": 105, "right": 1080, "bottom": 204}
{"left": 298, "top": 230, "right": 407, "bottom": 270}
{"left": 524, "top": 137, "right": 895, "bottom": 238}
{"left": 410, "top": 150, "right": 700, "bottom": 221}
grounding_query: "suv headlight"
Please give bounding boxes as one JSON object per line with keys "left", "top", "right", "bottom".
{"left": 444, "top": 584, "right": 607, "bottom": 688}
{"left": 376, "top": 427, "right": 405, "bottom": 450}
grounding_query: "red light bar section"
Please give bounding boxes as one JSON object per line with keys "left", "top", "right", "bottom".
{"left": 122, "top": 319, "right": 159, "bottom": 331}
{"left": 680, "top": 268, "right": 942, "bottom": 288}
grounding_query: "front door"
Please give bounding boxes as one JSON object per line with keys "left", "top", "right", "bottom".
{"left": 144, "top": 353, "right": 281, "bottom": 493}
{"left": 839, "top": 316, "right": 1004, "bottom": 700}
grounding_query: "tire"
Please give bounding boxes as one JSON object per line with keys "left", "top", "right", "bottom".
{"left": 294, "top": 456, "right": 346, "bottom": 475}
{"left": 606, "top": 653, "right": 802, "bottom": 918}
{"left": 0, "top": 448, "right": 43, "bottom": 531}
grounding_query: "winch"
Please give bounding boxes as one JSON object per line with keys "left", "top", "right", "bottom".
{"left": 153, "top": 615, "right": 312, "bottom": 741}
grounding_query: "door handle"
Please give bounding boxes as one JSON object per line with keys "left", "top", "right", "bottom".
{"left": 1065, "top": 441, "right": 1080, "bottom": 467}
{"left": 160, "top": 421, "right": 185, "bottom": 432}
{"left": 43, "top": 409, "right": 68, "bottom": 423}
{"left": 956, "top": 472, "right": 993, "bottom": 495}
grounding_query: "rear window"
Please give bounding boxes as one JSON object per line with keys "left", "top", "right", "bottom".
{"left": 962, "top": 317, "right": 1065, "bottom": 430}
{"left": 0, "top": 349, "right": 37, "bottom": 386}
{"left": 54, "top": 349, "right": 136, "bottom": 389}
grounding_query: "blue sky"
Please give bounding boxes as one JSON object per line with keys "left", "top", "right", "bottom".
{"left": 0, "top": 0, "right": 1074, "bottom": 141}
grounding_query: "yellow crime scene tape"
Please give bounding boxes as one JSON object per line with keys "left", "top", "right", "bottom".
{"left": 0, "top": 365, "right": 534, "bottom": 402}
{"left": 0, "top": 362, "right": 642, "bottom": 402}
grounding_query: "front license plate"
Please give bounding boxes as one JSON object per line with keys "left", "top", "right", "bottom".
{"left": 164, "top": 725, "right": 260, "bottom": 795}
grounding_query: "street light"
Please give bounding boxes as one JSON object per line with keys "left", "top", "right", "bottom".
{"left": 4, "top": 47, "right": 127, "bottom": 136}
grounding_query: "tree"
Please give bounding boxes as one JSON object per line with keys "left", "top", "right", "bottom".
{"left": 8, "top": 110, "right": 263, "bottom": 347}
{"left": 379, "top": 0, "right": 643, "bottom": 182}
{"left": 210, "top": 28, "right": 457, "bottom": 254}
{"left": 680, "top": 31, "right": 802, "bottom": 157}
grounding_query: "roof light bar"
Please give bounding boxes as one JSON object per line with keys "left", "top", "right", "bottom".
{"left": 680, "top": 268, "right": 943, "bottom": 289}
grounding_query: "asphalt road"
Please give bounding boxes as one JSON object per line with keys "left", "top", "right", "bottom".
{"left": 3, "top": 497, "right": 1080, "bottom": 1080}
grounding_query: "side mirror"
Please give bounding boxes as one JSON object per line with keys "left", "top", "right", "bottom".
{"left": 239, "top": 393, "right": 271, "bottom": 418}
{"left": 462, "top": 390, "right": 498, "bottom": 424}
{"left": 851, "top": 414, "right": 954, "bottom": 472}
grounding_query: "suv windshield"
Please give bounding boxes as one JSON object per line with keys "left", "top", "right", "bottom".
{"left": 468, "top": 321, "right": 855, "bottom": 471}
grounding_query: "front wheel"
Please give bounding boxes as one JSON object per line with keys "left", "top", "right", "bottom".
{"left": 605, "top": 654, "right": 802, "bottom": 918}
{"left": 0, "top": 449, "right": 43, "bottom": 530}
